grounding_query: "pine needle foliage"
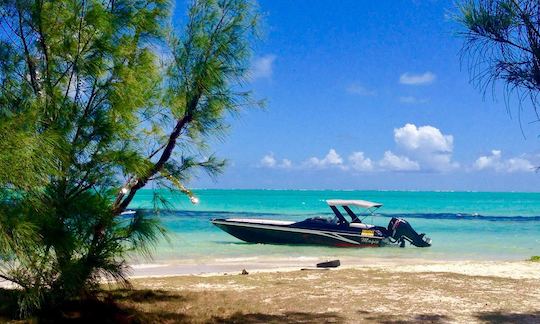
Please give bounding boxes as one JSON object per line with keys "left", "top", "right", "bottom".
{"left": 456, "top": 0, "right": 540, "bottom": 122}
{"left": 0, "top": 0, "right": 260, "bottom": 316}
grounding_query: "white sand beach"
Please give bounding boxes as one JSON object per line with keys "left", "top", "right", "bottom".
{"left": 120, "top": 259, "right": 540, "bottom": 323}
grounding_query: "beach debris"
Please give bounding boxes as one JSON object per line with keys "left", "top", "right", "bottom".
{"left": 316, "top": 260, "right": 341, "bottom": 268}
{"left": 241, "top": 269, "right": 249, "bottom": 275}
{"left": 301, "top": 259, "right": 341, "bottom": 270}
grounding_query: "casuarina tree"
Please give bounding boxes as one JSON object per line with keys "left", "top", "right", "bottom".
{"left": 457, "top": 0, "right": 540, "bottom": 124}
{"left": 0, "top": 0, "right": 260, "bottom": 315}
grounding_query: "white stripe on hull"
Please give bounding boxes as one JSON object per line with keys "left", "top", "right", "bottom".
{"left": 212, "top": 219, "right": 384, "bottom": 245}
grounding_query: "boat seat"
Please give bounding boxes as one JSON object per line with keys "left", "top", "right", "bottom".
{"left": 349, "top": 223, "right": 375, "bottom": 229}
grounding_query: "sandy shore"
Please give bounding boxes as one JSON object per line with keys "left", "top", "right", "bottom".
{"left": 1, "top": 259, "right": 539, "bottom": 322}
{"left": 116, "top": 260, "right": 540, "bottom": 323}
{"left": 129, "top": 257, "right": 540, "bottom": 278}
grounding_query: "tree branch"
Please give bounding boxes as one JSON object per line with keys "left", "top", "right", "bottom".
{"left": 16, "top": 7, "right": 39, "bottom": 95}
{"left": 112, "top": 110, "right": 195, "bottom": 214}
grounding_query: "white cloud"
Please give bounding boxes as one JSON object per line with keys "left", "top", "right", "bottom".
{"left": 259, "top": 153, "right": 292, "bottom": 169}
{"left": 259, "top": 124, "right": 458, "bottom": 173}
{"left": 393, "top": 123, "right": 458, "bottom": 172}
{"left": 474, "top": 150, "right": 534, "bottom": 173}
{"left": 399, "top": 71, "right": 436, "bottom": 85}
{"left": 257, "top": 126, "right": 539, "bottom": 176}
{"left": 250, "top": 54, "right": 276, "bottom": 80}
{"left": 259, "top": 153, "right": 276, "bottom": 168}
{"left": 346, "top": 84, "right": 376, "bottom": 96}
{"left": 506, "top": 158, "right": 534, "bottom": 172}
{"left": 379, "top": 151, "right": 420, "bottom": 171}
{"left": 305, "top": 149, "right": 345, "bottom": 169}
{"left": 281, "top": 159, "right": 292, "bottom": 169}
{"left": 399, "top": 96, "right": 429, "bottom": 104}
{"left": 348, "top": 152, "right": 374, "bottom": 171}
{"left": 474, "top": 149, "right": 501, "bottom": 171}
{"left": 394, "top": 123, "right": 453, "bottom": 153}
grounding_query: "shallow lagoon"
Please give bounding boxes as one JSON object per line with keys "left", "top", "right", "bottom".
{"left": 129, "top": 189, "right": 540, "bottom": 267}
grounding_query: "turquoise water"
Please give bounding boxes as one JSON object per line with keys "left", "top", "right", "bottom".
{"left": 130, "top": 189, "right": 540, "bottom": 262}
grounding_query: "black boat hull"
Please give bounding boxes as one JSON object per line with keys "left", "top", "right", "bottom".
{"left": 211, "top": 201, "right": 432, "bottom": 248}
{"left": 212, "top": 219, "right": 385, "bottom": 247}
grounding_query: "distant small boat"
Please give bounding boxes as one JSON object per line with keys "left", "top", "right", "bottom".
{"left": 211, "top": 199, "right": 431, "bottom": 248}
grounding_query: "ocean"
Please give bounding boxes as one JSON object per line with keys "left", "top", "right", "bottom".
{"left": 127, "top": 189, "right": 540, "bottom": 272}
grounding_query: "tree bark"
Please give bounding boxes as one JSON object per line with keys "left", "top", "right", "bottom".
{"left": 111, "top": 112, "right": 194, "bottom": 215}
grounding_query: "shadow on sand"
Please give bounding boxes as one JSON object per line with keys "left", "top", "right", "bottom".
{"left": 474, "top": 311, "right": 540, "bottom": 323}
{"left": 357, "top": 310, "right": 451, "bottom": 324}
{"left": 2, "top": 287, "right": 540, "bottom": 323}
{"left": 110, "top": 288, "right": 190, "bottom": 303}
{"left": 0, "top": 288, "right": 191, "bottom": 323}
{"left": 357, "top": 310, "right": 540, "bottom": 324}
{"left": 208, "top": 311, "right": 344, "bottom": 323}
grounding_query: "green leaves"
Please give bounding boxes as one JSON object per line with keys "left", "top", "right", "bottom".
{"left": 110, "top": 0, "right": 262, "bottom": 212}
{"left": 0, "top": 0, "right": 260, "bottom": 316}
{"left": 456, "top": 0, "right": 540, "bottom": 107}
{"left": 168, "top": 0, "right": 260, "bottom": 121}
{"left": 458, "top": 0, "right": 517, "bottom": 37}
{"left": 0, "top": 122, "right": 61, "bottom": 190}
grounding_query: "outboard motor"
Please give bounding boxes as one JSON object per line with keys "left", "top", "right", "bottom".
{"left": 388, "top": 217, "right": 431, "bottom": 247}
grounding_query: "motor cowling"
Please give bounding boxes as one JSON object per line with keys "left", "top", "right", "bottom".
{"left": 388, "top": 217, "right": 431, "bottom": 247}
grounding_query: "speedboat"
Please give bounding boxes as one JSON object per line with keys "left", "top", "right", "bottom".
{"left": 211, "top": 199, "right": 431, "bottom": 247}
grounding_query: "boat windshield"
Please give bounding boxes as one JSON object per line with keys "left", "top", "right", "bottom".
{"left": 329, "top": 204, "right": 381, "bottom": 223}
{"left": 348, "top": 205, "right": 381, "bottom": 222}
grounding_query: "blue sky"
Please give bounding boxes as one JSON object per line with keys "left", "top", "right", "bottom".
{"left": 179, "top": 0, "right": 540, "bottom": 191}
